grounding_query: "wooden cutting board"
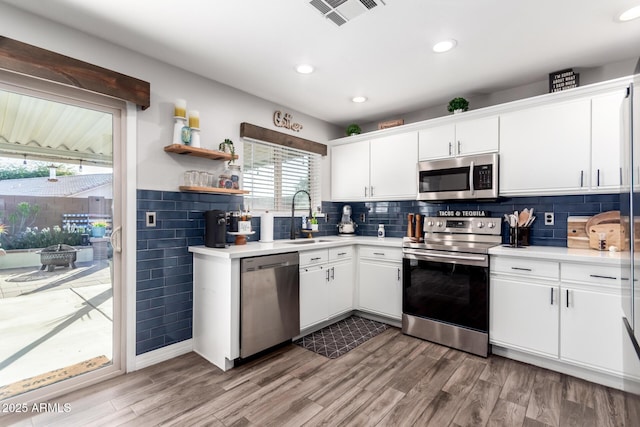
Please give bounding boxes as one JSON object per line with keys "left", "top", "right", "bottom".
{"left": 567, "top": 216, "right": 590, "bottom": 248}
{"left": 588, "top": 223, "right": 625, "bottom": 250}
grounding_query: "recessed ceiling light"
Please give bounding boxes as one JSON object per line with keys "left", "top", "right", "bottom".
{"left": 432, "top": 39, "right": 457, "bottom": 53}
{"left": 296, "top": 64, "right": 314, "bottom": 74}
{"left": 618, "top": 5, "right": 640, "bottom": 21}
{"left": 352, "top": 96, "right": 367, "bottom": 103}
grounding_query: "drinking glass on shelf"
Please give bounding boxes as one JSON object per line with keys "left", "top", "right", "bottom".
{"left": 184, "top": 170, "right": 197, "bottom": 186}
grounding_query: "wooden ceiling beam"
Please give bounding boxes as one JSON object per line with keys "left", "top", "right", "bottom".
{"left": 0, "top": 36, "right": 150, "bottom": 109}
{"left": 240, "top": 122, "right": 327, "bottom": 156}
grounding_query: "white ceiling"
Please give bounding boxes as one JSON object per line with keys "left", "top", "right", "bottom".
{"left": 3, "top": 0, "right": 640, "bottom": 127}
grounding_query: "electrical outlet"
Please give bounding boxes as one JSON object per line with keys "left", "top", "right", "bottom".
{"left": 146, "top": 212, "right": 157, "bottom": 227}
{"left": 544, "top": 212, "right": 554, "bottom": 226}
{"left": 360, "top": 213, "right": 366, "bottom": 222}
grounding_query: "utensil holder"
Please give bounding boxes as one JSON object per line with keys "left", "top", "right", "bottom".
{"left": 509, "top": 226, "right": 530, "bottom": 247}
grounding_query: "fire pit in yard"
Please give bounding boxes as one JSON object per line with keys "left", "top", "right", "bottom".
{"left": 38, "top": 244, "right": 78, "bottom": 272}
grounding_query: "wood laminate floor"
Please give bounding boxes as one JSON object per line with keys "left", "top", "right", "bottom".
{"left": 2, "top": 327, "right": 640, "bottom": 426}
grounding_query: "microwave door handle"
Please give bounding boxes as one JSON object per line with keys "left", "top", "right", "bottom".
{"left": 469, "top": 161, "right": 475, "bottom": 196}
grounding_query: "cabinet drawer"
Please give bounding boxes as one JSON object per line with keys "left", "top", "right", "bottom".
{"left": 561, "top": 263, "right": 624, "bottom": 286}
{"left": 491, "top": 257, "right": 559, "bottom": 279}
{"left": 329, "top": 246, "right": 353, "bottom": 261}
{"left": 299, "top": 249, "right": 328, "bottom": 267}
{"left": 359, "top": 246, "right": 402, "bottom": 262}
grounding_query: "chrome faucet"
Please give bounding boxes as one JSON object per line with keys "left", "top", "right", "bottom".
{"left": 290, "top": 190, "right": 312, "bottom": 240}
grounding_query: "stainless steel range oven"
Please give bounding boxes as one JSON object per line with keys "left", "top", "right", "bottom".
{"left": 402, "top": 216, "right": 501, "bottom": 357}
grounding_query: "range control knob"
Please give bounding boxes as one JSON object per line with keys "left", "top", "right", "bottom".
{"left": 476, "top": 221, "right": 484, "bottom": 228}
{"left": 436, "top": 221, "right": 444, "bottom": 228}
{"left": 427, "top": 221, "right": 434, "bottom": 227}
{"left": 487, "top": 222, "right": 496, "bottom": 229}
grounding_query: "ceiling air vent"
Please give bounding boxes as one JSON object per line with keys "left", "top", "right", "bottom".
{"left": 309, "top": 0, "right": 388, "bottom": 26}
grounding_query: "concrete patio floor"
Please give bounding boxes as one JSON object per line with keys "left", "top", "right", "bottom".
{"left": 0, "top": 261, "right": 113, "bottom": 389}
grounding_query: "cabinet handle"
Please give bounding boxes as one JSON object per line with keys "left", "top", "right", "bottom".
{"left": 326, "top": 269, "right": 330, "bottom": 281}
{"left": 397, "top": 267, "right": 401, "bottom": 280}
{"left": 511, "top": 267, "right": 532, "bottom": 271}
{"left": 371, "top": 186, "right": 374, "bottom": 197}
{"left": 449, "top": 142, "right": 452, "bottom": 156}
{"left": 364, "top": 186, "right": 368, "bottom": 197}
{"left": 597, "top": 169, "right": 600, "bottom": 187}
{"left": 580, "top": 170, "right": 584, "bottom": 187}
{"left": 550, "top": 288, "right": 554, "bottom": 305}
{"left": 374, "top": 252, "right": 385, "bottom": 256}
{"left": 338, "top": 252, "right": 347, "bottom": 256}
{"left": 311, "top": 257, "right": 322, "bottom": 261}
{"left": 331, "top": 266, "right": 335, "bottom": 280}
{"left": 589, "top": 274, "right": 617, "bottom": 280}
{"left": 566, "top": 289, "right": 569, "bottom": 308}
{"left": 457, "top": 140, "right": 461, "bottom": 155}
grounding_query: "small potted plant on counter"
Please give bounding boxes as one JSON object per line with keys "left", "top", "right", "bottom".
{"left": 310, "top": 214, "right": 319, "bottom": 231}
{"left": 447, "top": 97, "right": 469, "bottom": 114}
{"left": 346, "top": 123, "right": 361, "bottom": 136}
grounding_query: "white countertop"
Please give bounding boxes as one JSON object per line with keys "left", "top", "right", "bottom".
{"left": 489, "top": 245, "right": 625, "bottom": 266}
{"left": 189, "top": 236, "right": 404, "bottom": 259}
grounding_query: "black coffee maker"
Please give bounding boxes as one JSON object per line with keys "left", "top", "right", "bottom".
{"left": 204, "top": 210, "right": 227, "bottom": 248}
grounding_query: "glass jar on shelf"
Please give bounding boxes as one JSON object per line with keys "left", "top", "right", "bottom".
{"left": 219, "top": 164, "right": 242, "bottom": 189}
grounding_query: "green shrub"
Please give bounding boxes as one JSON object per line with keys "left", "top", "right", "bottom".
{"left": 0, "top": 225, "right": 84, "bottom": 250}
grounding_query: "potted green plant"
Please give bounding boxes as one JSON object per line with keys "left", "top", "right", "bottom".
{"left": 310, "top": 215, "right": 319, "bottom": 231}
{"left": 346, "top": 123, "right": 361, "bottom": 136}
{"left": 447, "top": 97, "right": 469, "bottom": 114}
{"left": 91, "top": 221, "right": 108, "bottom": 238}
{"left": 218, "top": 139, "right": 236, "bottom": 164}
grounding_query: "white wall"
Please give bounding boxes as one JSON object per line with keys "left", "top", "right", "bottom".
{"left": 361, "top": 57, "right": 639, "bottom": 132}
{"left": 0, "top": 3, "right": 342, "bottom": 194}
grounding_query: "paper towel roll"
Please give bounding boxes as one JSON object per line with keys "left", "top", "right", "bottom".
{"left": 260, "top": 211, "right": 274, "bottom": 242}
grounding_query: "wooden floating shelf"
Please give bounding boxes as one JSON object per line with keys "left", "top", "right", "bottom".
{"left": 179, "top": 186, "right": 249, "bottom": 195}
{"left": 164, "top": 144, "right": 238, "bottom": 161}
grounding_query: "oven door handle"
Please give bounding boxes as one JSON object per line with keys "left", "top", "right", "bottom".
{"left": 403, "top": 249, "right": 487, "bottom": 264}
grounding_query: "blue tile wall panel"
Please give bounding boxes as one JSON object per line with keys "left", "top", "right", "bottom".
{"left": 135, "top": 189, "right": 241, "bottom": 355}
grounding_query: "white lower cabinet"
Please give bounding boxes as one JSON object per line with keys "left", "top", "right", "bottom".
{"left": 327, "top": 260, "right": 353, "bottom": 316}
{"left": 299, "top": 247, "right": 354, "bottom": 330}
{"left": 491, "top": 255, "right": 640, "bottom": 387}
{"left": 300, "top": 264, "right": 329, "bottom": 329}
{"left": 560, "top": 286, "right": 624, "bottom": 373}
{"left": 358, "top": 247, "right": 402, "bottom": 320}
{"left": 490, "top": 277, "right": 559, "bottom": 357}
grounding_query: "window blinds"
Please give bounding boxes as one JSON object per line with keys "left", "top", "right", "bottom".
{"left": 243, "top": 140, "right": 321, "bottom": 212}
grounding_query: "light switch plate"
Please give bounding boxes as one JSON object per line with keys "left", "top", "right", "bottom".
{"left": 146, "top": 212, "right": 157, "bottom": 227}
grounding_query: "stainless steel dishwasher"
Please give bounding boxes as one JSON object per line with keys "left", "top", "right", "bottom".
{"left": 240, "top": 252, "right": 300, "bottom": 358}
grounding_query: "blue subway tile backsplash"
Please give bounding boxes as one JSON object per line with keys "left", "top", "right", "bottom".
{"left": 321, "top": 193, "right": 620, "bottom": 247}
{"left": 136, "top": 189, "right": 620, "bottom": 355}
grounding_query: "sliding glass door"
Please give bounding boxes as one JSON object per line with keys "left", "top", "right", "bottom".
{"left": 0, "top": 75, "right": 124, "bottom": 401}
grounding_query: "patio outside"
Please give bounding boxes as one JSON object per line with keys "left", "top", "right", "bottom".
{"left": 0, "top": 258, "right": 113, "bottom": 398}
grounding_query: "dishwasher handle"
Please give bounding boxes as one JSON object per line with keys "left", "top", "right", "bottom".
{"left": 241, "top": 252, "right": 299, "bottom": 273}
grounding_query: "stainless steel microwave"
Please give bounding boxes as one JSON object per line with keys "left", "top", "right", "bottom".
{"left": 417, "top": 153, "right": 499, "bottom": 201}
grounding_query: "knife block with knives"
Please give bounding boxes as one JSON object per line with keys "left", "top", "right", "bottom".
{"left": 567, "top": 211, "right": 627, "bottom": 250}
{"left": 406, "top": 213, "right": 423, "bottom": 242}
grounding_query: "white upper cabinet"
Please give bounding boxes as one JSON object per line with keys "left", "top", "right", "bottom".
{"left": 369, "top": 132, "right": 417, "bottom": 199}
{"left": 331, "top": 140, "right": 370, "bottom": 200}
{"left": 499, "top": 97, "right": 591, "bottom": 195}
{"left": 418, "top": 116, "right": 499, "bottom": 160}
{"left": 591, "top": 90, "right": 625, "bottom": 191}
{"left": 331, "top": 132, "right": 417, "bottom": 201}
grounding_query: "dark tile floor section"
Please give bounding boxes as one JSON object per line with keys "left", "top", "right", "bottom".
{"left": 295, "top": 315, "right": 388, "bottom": 359}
